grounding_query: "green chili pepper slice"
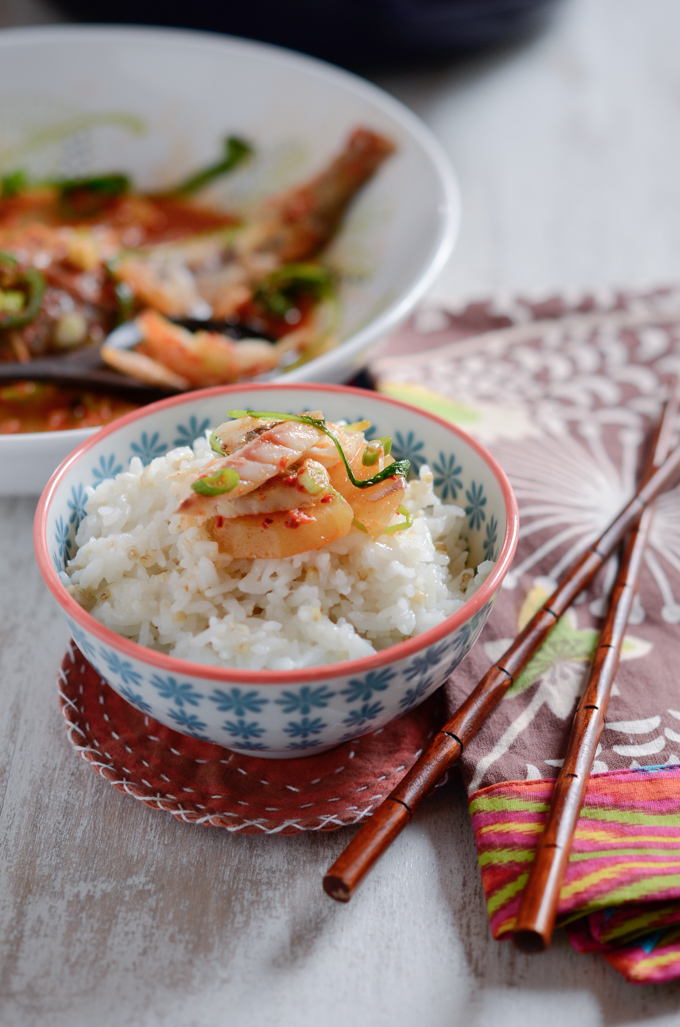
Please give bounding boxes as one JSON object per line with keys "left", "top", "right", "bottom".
{"left": 227, "top": 409, "right": 410, "bottom": 489}
{"left": 170, "top": 136, "right": 252, "bottom": 196}
{"left": 0, "top": 251, "right": 46, "bottom": 330}
{"left": 191, "top": 467, "right": 240, "bottom": 496}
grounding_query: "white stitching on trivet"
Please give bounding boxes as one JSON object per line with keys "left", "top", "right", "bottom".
{"left": 59, "top": 652, "right": 414, "bottom": 834}
{"left": 61, "top": 701, "right": 391, "bottom": 832}
{"left": 67, "top": 711, "right": 389, "bottom": 834}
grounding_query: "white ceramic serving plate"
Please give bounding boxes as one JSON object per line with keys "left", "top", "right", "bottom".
{"left": 35, "top": 383, "right": 519, "bottom": 758}
{"left": 0, "top": 25, "right": 460, "bottom": 495}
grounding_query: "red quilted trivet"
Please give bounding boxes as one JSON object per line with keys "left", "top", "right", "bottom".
{"left": 58, "top": 642, "right": 446, "bottom": 834}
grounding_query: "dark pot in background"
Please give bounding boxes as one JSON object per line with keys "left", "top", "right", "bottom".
{"left": 54, "top": 0, "right": 562, "bottom": 68}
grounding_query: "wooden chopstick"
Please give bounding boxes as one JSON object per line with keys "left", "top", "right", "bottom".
{"left": 512, "top": 383, "right": 680, "bottom": 953}
{"left": 323, "top": 384, "right": 680, "bottom": 903}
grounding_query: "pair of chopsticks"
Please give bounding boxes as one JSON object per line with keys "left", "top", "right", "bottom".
{"left": 324, "top": 380, "right": 680, "bottom": 951}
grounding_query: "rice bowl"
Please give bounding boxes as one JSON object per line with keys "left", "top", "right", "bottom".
{"left": 35, "top": 384, "right": 519, "bottom": 756}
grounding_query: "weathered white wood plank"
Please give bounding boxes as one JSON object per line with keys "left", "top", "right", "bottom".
{"left": 4, "top": 1, "right": 680, "bottom": 1023}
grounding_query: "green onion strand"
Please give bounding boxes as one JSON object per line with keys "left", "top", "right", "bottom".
{"left": 59, "top": 173, "right": 130, "bottom": 199}
{"left": 254, "top": 262, "right": 334, "bottom": 317}
{"left": 227, "top": 409, "right": 410, "bottom": 489}
{"left": 383, "top": 505, "right": 414, "bottom": 535}
{"left": 170, "top": 136, "right": 252, "bottom": 196}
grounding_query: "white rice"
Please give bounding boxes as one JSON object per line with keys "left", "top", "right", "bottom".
{"left": 64, "top": 435, "right": 493, "bottom": 669}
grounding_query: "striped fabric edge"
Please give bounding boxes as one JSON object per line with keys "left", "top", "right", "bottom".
{"left": 468, "top": 765, "right": 680, "bottom": 983}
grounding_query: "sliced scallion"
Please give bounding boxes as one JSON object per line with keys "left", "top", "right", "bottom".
{"left": 209, "top": 431, "right": 226, "bottom": 456}
{"left": 191, "top": 467, "right": 240, "bottom": 496}
{"left": 361, "top": 441, "right": 381, "bottom": 466}
{"left": 298, "top": 463, "right": 330, "bottom": 495}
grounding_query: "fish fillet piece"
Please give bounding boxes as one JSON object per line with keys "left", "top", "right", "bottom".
{"left": 177, "top": 418, "right": 327, "bottom": 517}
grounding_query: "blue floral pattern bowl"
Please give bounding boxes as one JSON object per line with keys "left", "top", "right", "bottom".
{"left": 35, "top": 384, "right": 519, "bottom": 757}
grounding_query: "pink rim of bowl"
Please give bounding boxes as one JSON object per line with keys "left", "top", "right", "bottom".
{"left": 34, "top": 383, "right": 520, "bottom": 685}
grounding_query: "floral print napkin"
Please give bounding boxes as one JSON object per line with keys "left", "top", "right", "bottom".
{"left": 369, "top": 284, "right": 680, "bottom": 983}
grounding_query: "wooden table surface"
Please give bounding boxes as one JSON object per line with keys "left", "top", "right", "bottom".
{"left": 3, "top": 2, "right": 680, "bottom": 1024}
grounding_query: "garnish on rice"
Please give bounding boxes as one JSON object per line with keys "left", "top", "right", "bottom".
{"left": 180, "top": 409, "right": 410, "bottom": 559}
